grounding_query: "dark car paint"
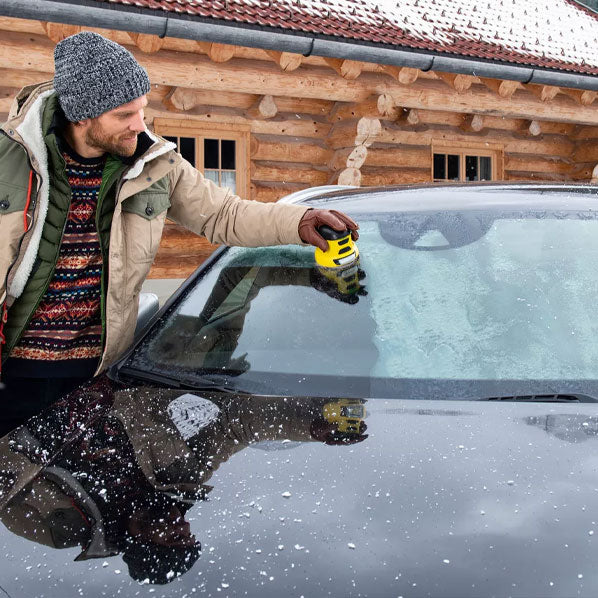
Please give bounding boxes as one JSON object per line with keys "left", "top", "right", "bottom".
{"left": 2, "top": 184, "right": 598, "bottom": 597}
{"left": 1, "top": 381, "right": 598, "bottom": 597}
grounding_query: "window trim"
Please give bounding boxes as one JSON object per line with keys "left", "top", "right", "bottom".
{"left": 431, "top": 141, "right": 504, "bottom": 182}
{"left": 153, "top": 118, "right": 251, "bottom": 199}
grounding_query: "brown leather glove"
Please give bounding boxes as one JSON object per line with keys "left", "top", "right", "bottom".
{"left": 298, "top": 209, "right": 359, "bottom": 251}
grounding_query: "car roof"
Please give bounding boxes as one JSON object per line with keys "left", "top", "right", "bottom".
{"left": 281, "top": 182, "right": 598, "bottom": 212}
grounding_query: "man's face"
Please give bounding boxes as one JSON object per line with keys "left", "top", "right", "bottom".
{"left": 84, "top": 95, "right": 148, "bottom": 157}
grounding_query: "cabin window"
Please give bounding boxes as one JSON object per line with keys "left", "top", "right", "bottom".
{"left": 155, "top": 120, "right": 250, "bottom": 198}
{"left": 432, "top": 146, "right": 501, "bottom": 182}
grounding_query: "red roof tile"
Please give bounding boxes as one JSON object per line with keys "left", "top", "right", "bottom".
{"left": 95, "top": 0, "right": 598, "bottom": 75}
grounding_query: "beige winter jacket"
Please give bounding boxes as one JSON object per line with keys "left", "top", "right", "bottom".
{"left": 0, "top": 83, "right": 309, "bottom": 373}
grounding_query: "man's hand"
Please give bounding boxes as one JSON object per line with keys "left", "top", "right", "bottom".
{"left": 298, "top": 209, "right": 359, "bottom": 251}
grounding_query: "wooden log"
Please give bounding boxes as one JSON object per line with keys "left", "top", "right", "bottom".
{"left": 365, "top": 146, "right": 431, "bottom": 169}
{"left": 251, "top": 161, "right": 329, "bottom": 185}
{"left": 526, "top": 84, "right": 560, "bottom": 102}
{"left": 383, "top": 66, "right": 420, "bottom": 85}
{"left": 41, "top": 22, "right": 80, "bottom": 43}
{"left": 250, "top": 136, "right": 332, "bottom": 165}
{"left": 246, "top": 95, "right": 278, "bottom": 120}
{"left": 523, "top": 120, "right": 542, "bottom": 137}
{"left": 197, "top": 41, "right": 235, "bottom": 63}
{"left": 505, "top": 171, "right": 569, "bottom": 182}
{"left": 0, "top": 68, "right": 53, "bottom": 89}
{"left": 435, "top": 72, "right": 475, "bottom": 93}
{"left": 5, "top": 30, "right": 598, "bottom": 125}
{"left": 354, "top": 117, "right": 382, "bottom": 147}
{"left": 266, "top": 51, "right": 303, "bottom": 72}
{"left": 403, "top": 109, "right": 420, "bottom": 126}
{"left": 504, "top": 156, "right": 573, "bottom": 174}
{"left": 328, "top": 94, "right": 399, "bottom": 122}
{"left": 329, "top": 145, "right": 369, "bottom": 171}
{"left": 481, "top": 78, "right": 521, "bottom": 99}
{"left": 0, "top": 87, "right": 18, "bottom": 114}
{"left": 163, "top": 86, "right": 257, "bottom": 111}
{"left": 324, "top": 58, "right": 363, "bottom": 80}
{"left": 572, "top": 125, "right": 598, "bottom": 141}
{"left": 128, "top": 32, "right": 164, "bottom": 54}
{"left": 360, "top": 167, "right": 430, "bottom": 186}
{"left": 251, "top": 182, "right": 307, "bottom": 203}
{"left": 560, "top": 88, "right": 597, "bottom": 106}
{"left": 337, "top": 168, "right": 361, "bottom": 186}
{"left": 572, "top": 143, "right": 598, "bottom": 163}
{"left": 460, "top": 114, "right": 485, "bottom": 132}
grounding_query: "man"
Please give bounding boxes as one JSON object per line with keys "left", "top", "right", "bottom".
{"left": 0, "top": 32, "right": 358, "bottom": 425}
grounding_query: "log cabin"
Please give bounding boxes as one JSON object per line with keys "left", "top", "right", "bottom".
{"left": 0, "top": 0, "right": 597, "bottom": 277}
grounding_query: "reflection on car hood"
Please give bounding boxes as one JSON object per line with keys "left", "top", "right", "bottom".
{"left": 1, "top": 382, "right": 598, "bottom": 597}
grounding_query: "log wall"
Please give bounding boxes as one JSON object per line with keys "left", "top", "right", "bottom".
{"left": 0, "top": 17, "right": 597, "bottom": 277}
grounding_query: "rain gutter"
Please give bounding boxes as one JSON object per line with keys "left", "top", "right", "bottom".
{"left": 3, "top": 0, "right": 598, "bottom": 91}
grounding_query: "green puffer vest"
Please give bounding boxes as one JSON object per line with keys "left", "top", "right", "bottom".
{"left": 2, "top": 94, "right": 126, "bottom": 358}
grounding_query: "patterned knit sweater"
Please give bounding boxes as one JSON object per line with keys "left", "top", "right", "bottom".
{"left": 10, "top": 144, "right": 106, "bottom": 368}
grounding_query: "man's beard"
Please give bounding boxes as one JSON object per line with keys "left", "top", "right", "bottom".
{"left": 85, "top": 121, "right": 138, "bottom": 157}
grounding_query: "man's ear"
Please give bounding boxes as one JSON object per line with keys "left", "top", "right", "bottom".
{"left": 73, "top": 119, "right": 90, "bottom": 128}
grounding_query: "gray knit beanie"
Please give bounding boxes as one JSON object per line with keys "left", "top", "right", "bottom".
{"left": 54, "top": 31, "right": 150, "bottom": 122}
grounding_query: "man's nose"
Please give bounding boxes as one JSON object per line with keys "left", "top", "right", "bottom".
{"left": 130, "top": 110, "right": 146, "bottom": 133}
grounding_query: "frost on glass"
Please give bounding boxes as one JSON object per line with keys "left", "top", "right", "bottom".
{"left": 364, "top": 217, "right": 598, "bottom": 380}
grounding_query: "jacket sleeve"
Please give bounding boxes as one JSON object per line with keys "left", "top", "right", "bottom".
{"left": 166, "top": 157, "right": 310, "bottom": 247}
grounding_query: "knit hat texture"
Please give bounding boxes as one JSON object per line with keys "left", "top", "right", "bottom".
{"left": 54, "top": 31, "right": 150, "bottom": 122}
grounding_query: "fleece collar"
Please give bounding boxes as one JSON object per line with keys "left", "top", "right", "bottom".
{"left": 123, "top": 130, "right": 176, "bottom": 181}
{"left": 8, "top": 88, "right": 54, "bottom": 300}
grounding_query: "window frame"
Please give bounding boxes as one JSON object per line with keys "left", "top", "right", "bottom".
{"left": 431, "top": 142, "right": 504, "bottom": 183}
{"left": 153, "top": 119, "right": 251, "bottom": 199}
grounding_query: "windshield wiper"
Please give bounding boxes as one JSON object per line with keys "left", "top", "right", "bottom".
{"left": 478, "top": 393, "right": 598, "bottom": 403}
{"left": 116, "top": 366, "right": 245, "bottom": 394}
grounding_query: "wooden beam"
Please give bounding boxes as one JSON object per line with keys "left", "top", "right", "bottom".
{"left": 354, "top": 117, "right": 382, "bottom": 147}
{"left": 163, "top": 87, "right": 201, "bottom": 112}
{"left": 41, "top": 22, "right": 80, "bottom": 43}
{"left": 364, "top": 146, "right": 431, "bottom": 169}
{"left": 572, "top": 143, "right": 598, "bottom": 163}
{"left": 245, "top": 95, "right": 278, "bottom": 120}
{"left": 522, "top": 120, "right": 542, "bottom": 137}
{"left": 329, "top": 145, "right": 368, "bottom": 171}
{"left": 128, "top": 32, "right": 164, "bottom": 54}
{"left": 328, "top": 94, "right": 399, "bottom": 122}
{"left": 252, "top": 161, "right": 329, "bottom": 185}
{"left": 0, "top": 68, "right": 53, "bottom": 89}
{"left": 460, "top": 114, "right": 485, "bottom": 132}
{"left": 435, "top": 72, "right": 475, "bottom": 93}
{"left": 5, "top": 30, "right": 598, "bottom": 125}
{"left": 337, "top": 168, "right": 361, "bottom": 186}
{"left": 266, "top": 51, "right": 302, "bottom": 72}
{"left": 251, "top": 136, "right": 332, "bottom": 165}
{"left": 383, "top": 66, "right": 420, "bottom": 85}
{"left": 504, "top": 156, "right": 573, "bottom": 175}
{"left": 197, "top": 41, "right": 235, "bottom": 63}
{"left": 324, "top": 58, "right": 363, "bottom": 80}
{"left": 399, "top": 108, "right": 420, "bottom": 126}
{"left": 560, "top": 88, "right": 597, "bottom": 106}
{"left": 360, "top": 167, "right": 430, "bottom": 185}
{"left": 251, "top": 182, "right": 307, "bottom": 203}
{"left": 328, "top": 121, "right": 575, "bottom": 158}
{"left": 481, "top": 78, "right": 521, "bottom": 99}
{"left": 526, "top": 84, "right": 560, "bottom": 102}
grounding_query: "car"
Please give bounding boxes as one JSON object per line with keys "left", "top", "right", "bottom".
{"left": 2, "top": 182, "right": 598, "bottom": 597}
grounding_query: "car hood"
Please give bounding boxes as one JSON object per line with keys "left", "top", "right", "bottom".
{"left": 0, "top": 384, "right": 597, "bottom": 597}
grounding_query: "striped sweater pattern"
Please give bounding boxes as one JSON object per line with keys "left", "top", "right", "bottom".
{"left": 11, "top": 149, "right": 106, "bottom": 361}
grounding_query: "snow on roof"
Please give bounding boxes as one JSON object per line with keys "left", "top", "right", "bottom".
{"left": 99, "top": 0, "right": 598, "bottom": 74}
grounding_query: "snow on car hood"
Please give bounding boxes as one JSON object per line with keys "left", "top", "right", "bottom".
{"left": 0, "top": 387, "right": 597, "bottom": 597}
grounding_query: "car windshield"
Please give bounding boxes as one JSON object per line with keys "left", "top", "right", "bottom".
{"left": 122, "top": 194, "right": 598, "bottom": 399}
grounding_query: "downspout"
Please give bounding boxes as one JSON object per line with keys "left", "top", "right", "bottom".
{"left": 1, "top": 0, "right": 597, "bottom": 91}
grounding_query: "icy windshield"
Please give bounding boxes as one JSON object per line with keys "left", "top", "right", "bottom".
{"left": 124, "top": 208, "right": 598, "bottom": 399}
